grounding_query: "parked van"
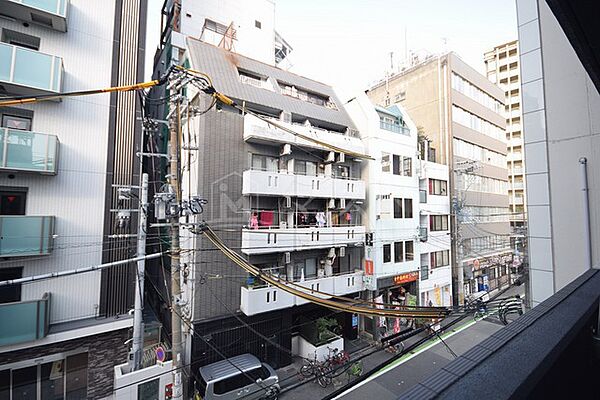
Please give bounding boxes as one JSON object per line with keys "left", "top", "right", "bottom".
{"left": 196, "top": 354, "right": 280, "bottom": 400}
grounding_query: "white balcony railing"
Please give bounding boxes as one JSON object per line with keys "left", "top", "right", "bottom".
{"left": 243, "top": 113, "right": 364, "bottom": 155}
{"left": 242, "top": 169, "right": 365, "bottom": 200}
{"left": 240, "top": 271, "right": 364, "bottom": 315}
{"left": 241, "top": 225, "right": 366, "bottom": 255}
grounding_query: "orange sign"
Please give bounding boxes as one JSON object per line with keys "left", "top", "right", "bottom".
{"left": 365, "top": 260, "right": 374, "bottom": 275}
{"left": 393, "top": 272, "right": 419, "bottom": 285}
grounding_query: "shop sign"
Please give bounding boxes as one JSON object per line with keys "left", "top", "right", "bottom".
{"left": 393, "top": 271, "right": 419, "bottom": 285}
{"left": 365, "top": 259, "right": 374, "bottom": 275}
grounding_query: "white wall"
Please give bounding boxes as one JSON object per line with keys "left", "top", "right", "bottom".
{"left": 0, "top": 1, "right": 116, "bottom": 323}
{"left": 517, "top": 0, "right": 600, "bottom": 305}
{"left": 180, "top": 0, "right": 276, "bottom": 65}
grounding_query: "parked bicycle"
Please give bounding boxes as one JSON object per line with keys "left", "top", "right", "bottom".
{"left": 325, "top": 347, "right": 350, "bottom": 367}
{"left": 299, "top": 355, "right": 333, "bottom": 388}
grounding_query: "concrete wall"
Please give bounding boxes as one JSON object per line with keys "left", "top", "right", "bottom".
{"left": 517, "top": 0, "right": 600, "bottom": 305}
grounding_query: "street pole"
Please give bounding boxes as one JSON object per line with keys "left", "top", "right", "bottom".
{"left": 131, "top": 172, "right": 149, "bottom": 371}
{"left": 170, "top": 96, "right": 184, "bottom": 399}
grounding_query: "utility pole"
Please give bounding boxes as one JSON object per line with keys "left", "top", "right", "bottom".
{"left": 131, "top": 172, "right": 149, "bottom": 371}
{"left": 169, "top": 94, "right": 184, "bottom": 399}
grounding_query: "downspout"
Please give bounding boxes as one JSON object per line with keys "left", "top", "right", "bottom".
{"left": 579, "top": 157, "right": 592, "bottom": 269}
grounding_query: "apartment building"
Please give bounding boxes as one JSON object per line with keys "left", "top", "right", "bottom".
{"left": 484, "top": 40, "right": 527, "bottom": 272}
{"left": 0, "top": 1, "right": 146, "bottom": 398}
{"left": 515, "top": 0, "right": 600, "bottom": 306}
{"left": 345, "top": 94, "right": 451, "bottom": 339}
{"left": 179, "top": 38, "right": 366, "bottom": 369}
{"left": 367, "top": 53, "right": 512, "bottom": 305}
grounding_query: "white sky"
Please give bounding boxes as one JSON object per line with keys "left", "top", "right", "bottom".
{"left": 145, "top": 0, "right": 518, "bottom": 98}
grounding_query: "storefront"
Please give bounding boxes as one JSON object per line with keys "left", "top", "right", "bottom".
{"left": 0, "top": 351, "right": 88, "bottom": 399}
{"left": 362, "top": 271, "right": 420, "bottom": 340}
{"left": 463, "top": 253, "right": 513, "bottom": 297}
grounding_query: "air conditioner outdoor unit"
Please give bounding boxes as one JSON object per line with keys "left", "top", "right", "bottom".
{"left": 326, "top": 151, "right": 335, "bottom": 163}
{"left": 337, "top": 152, "right": 345, "bottom": 163}
{"left": 281, "top": 111, "right": 292, "bottom": 124}
{"left": 280, "top": 143, "right": 292, "bottom": 156}
{"left": 284, "top": 252, "right": 291, "bottom": 264}
{"left": 339, "top": 198, "right": 346, "bottom": 209}
{"left": 339, "top": 247, "right": 346, "bottom": 257}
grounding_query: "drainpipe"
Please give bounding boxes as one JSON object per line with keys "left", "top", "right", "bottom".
{"left": 581, "top": 158, "right": 600, "bottom": 346}
{"left": 579, "top": 157, "right": 592, "bottom": 269}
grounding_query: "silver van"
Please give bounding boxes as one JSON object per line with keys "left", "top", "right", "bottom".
{"left": 196, "top": 354, "right": 280, "bottom": 400}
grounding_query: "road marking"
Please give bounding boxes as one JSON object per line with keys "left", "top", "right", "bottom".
{"left": 332, "top": 318, "right": 479, "bottom": 399}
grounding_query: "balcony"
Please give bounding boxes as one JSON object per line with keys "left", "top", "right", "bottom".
{"left": 1, "top": 0, "right": 68, "bottom": 31}
{"left": 511, "top": 195, "right": 525, "bottom": 205}
{"left": 0, "top": 216, "right": 55, "bottom": 257}
{"left": 241, "top": 212, "right": 365, "bottom": 254}
{"left": 242, "top": 169, "right": 365, "bottom": 200}
{"left": 509, "top": 167, "right": 524, "bottom": 176}
{"left": 512, "top": 181, "right": 525, "bottom": 190}
{"left": 0, "top": 43, "right": 64, "bottom": 97}
{"left": 0, "top": 293, "right": 50, "bottom": 346}
{"left": 0, "top": 128, "right": 59, "bottom": 174}
{"left": 240, "top": 272, "right": 364, "bottom": 315}
{"left": 379, "top": 120, "right": 410, "bottom": 135}
{"left": 243, "top": 114, "right": 364, "bottom": 155}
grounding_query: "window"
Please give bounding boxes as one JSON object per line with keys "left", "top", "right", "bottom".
{"left": 239, "top": 69, "right": 266, "bottom": 88}
{"left": 429, "top": 179, "right": 448, "bottom": 196}
{"left": 214, "top": 373, "right": 253, "bottom": 395}
{"left": 403, "top": 199, "right": 413, "bottom": 218}
{"left": 138, "top": 378, "right": 159, "bottom": 400}
{"left": 383, "top": 244, "right": 391, "bottom": 263}
{"left": 2, "top": 115, "right": 32, "bottom": 131}
{"left": 251, "top": 154, "right": 278, "bottom": 172}
{"left": 1, "top": 29, "right": 40, "bottom": 50}
{"left": 394, "top": 242, "right": 403, "bottom": 263}
{"left": 294, "top": 160, "right": 317, "bottom": 176}
{"left": 430, "top": 215, "right": 449, "bottom": 231}
{"left": 421, "top": 263, "right": 429, "bottom": 280}
{"left": 393, "top": 198, "right": 403, "bottom": 219}
{"left": 392, "top": 154, "right": 401, "bottom": 175}
{"left": 0, "top": 267, "right": 22, "bottom": 303}
{"left": 0, "top": 190, "right": 26, "bottom": 215}
{"left": 255, "top": 20, "right": 262, "bottom": 29}
{"left": 405, "top": 241, "right": 414, "bottom": 261}
{"left": 203, "top": 19, "right": 228, "bottom": 35}
{"left": 381, "top": 153, "right": 390, "bottom": 173}
{"left": 431, "top": 250, "right": 450, "bottom": 268}
{"left": 402, "top": 157, "right": 412, "bottom": 176}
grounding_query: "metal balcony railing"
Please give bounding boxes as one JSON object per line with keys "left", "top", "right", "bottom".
{"left": 0, "top": 128, "right": 59, "bottom": 174}
{"left": 0, "top": 216, "right": 55, "bottom": 257}
{"left": 0, "top": 293, "right": 50, "bottom": 346}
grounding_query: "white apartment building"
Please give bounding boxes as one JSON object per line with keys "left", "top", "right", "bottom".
{"left": 0, "top": 1, "right": 146, "bottom": 398}
{"left": 345, "top": 94, "right": 452, "bottom": 339}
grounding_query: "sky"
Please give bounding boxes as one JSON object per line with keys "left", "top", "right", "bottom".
{"left": 145, "top": 0, "right": 518, "bottom": 98}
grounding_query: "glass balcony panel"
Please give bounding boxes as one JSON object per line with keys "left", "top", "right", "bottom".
{"left": 0, "top": 216, "right": 54, "bottom": 257}
{"left": 0, "top": 44, "right": 11, "bottom": 81}
{"left": 0, "top": 294, "right": 50, "bottom": 346}
{"left": 0, "top": 43, "right": 62, "bottom": 95}
{"left": 4, "top": 129, "right": 55, "bottom": 172}
{"left": 22, "top": 0, "right": 61, "bottom": 14}
{"left": 13, "top": 47, "right": 53, "bottom": 90}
